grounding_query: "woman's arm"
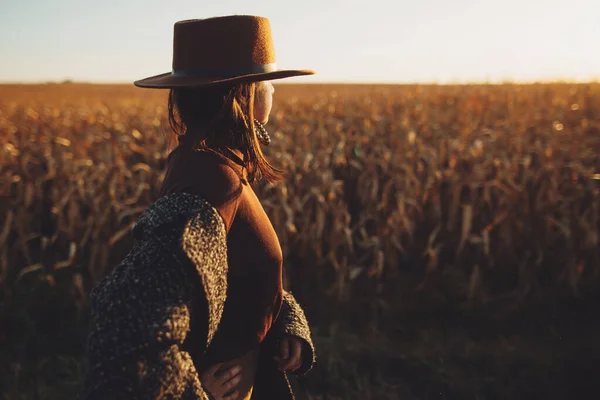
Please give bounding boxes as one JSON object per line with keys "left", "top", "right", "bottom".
{"left": 269, "top": 290, "right": 316, "bottom": 375}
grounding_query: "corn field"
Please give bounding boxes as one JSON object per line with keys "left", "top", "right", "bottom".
{"left": 1, "top": 83, "right": 600, "bottom": 399}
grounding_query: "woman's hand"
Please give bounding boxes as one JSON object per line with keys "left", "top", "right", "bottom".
{"left": 199, "top": 363, "right": 242, "bottom": 400}
{"left": 273, "top": 335, "right": 303, "bottom": 372}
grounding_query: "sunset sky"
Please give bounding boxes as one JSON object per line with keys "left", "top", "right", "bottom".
{"left": 1, "top": 0, "right": 599, "bottom": 84}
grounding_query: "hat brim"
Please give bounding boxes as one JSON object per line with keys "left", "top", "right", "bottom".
{"left": 133, "top": 69, "right": 315, "bottom": 88}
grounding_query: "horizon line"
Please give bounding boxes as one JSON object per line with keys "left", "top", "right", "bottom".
{"left": 1, "top": 78, "right": 599, "bottom": 86}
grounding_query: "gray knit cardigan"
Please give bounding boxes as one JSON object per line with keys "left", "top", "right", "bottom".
{"left": 80, "top": 192, "right": 315, "bottom": 400}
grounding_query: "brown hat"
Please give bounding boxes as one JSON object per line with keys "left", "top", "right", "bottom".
{"left": 134, "top": 15, "right": 315, "bottom": 88}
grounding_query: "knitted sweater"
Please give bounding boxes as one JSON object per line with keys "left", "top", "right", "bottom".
{"left": 80, "top": 192, "right": 315, "bottom": 400}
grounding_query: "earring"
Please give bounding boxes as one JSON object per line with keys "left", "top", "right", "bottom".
{"left": 254, "top": 119, "right": 271, "bottom": 146}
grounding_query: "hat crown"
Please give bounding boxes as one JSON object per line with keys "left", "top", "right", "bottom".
{"left": 172, "top": 16, "right": 276, "bottom": 72}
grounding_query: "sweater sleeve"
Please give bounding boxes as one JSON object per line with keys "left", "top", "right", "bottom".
{"left": 80, "top": 256, "right": 213, "bottom": 400}
{"left": 81, "top": 194, "right": 230, "bottom": 400}
{"left": 268, "top": 290, "right": 316, "bottom": 376}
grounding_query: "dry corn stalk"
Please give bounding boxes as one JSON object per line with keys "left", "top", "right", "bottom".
{"left": 0, "top": 82, "right": 598, "bottom": 321}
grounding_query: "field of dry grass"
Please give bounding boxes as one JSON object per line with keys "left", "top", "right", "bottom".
{"left": 1, "top": 83, "right": 600, "bottom": 399}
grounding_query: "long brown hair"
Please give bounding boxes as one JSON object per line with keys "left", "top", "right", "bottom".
{"left": 167, "top": 82, "right": 283, "bottom": 183}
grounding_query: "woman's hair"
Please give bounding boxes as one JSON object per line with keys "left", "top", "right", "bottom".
{"left": 167, "top": 82, "right": 282, "bottom": 183}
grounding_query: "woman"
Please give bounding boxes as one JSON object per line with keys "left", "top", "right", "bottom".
{"left": 81, "top": 16, "right": 316, "bottom": 400}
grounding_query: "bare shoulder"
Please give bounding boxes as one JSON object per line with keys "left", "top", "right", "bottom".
{"left": 183, "top": 149, "right": 244, "bottom": 207}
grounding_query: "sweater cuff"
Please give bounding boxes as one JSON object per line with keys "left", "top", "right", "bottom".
{"left": 272, "top": 290, "right": 316, "bottom": 375}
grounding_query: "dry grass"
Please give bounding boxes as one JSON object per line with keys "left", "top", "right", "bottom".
{"left": 1, "top": 82, "right": 600, "bottom": 399}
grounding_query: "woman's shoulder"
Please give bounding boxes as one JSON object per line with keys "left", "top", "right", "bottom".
{"left": 167, "top": 145, "right": 245, "bottom": 204}
{"left": 170, "top": 145, "right": 241, "bottom": 176}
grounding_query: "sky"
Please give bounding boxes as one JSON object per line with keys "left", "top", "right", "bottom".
{"left": 1, "top": 0, "right": 599, "bottom": 84}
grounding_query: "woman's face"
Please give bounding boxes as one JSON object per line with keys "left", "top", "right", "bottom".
{"left": 253, "top": 81, "right": 275, "bottom": 124}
